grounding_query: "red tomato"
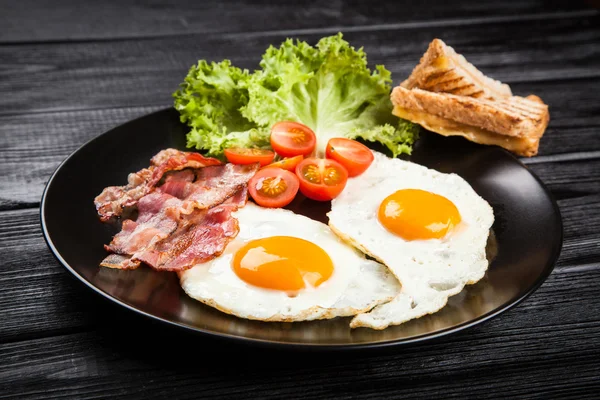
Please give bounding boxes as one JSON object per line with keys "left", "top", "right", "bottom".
{"left": 248, "top": 168, "right": 299, "bottom": 208}
{"left": 295, "top": 158, "right": 348, "bottom": 201}
{"left": 224, "top": 148, "right": 275, "bottom": 167}
{"left": 325, "top": 138, "right": 374, "bottom": 177}
{"left": 270, "top": 121, "right": 317, "bottom": 157}
{"left": 261, "top": 155, "right": 304, "bottom": 172}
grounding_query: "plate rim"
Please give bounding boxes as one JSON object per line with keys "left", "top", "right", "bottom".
{"left": 40, "top": 107, "right": 563, "bottom": 350}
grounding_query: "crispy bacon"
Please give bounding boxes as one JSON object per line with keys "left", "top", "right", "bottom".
{"left": 158, "top": 169, "right": 195, "bottom": 199}
{"left": 103, "top": 192, "right": 182, "bottom": 255}
{"left": 135, "top": 185, "right": 250, "bottom": 271}
{"left": 99, "top": 254, "right": 141, "bottom": 270}
{"left": 94, "top": 149, "right": 221, "bottom": 221}
{"left": 134, "top": 201, "right": 241, "bottom": 271}
{"left": 98, "top": 154, "right": 258, "bottom": 272}
{"left": 171, "top": 164, "right": 258, "bottom": 214}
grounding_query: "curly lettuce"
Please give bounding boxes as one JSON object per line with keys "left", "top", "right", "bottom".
{"left": 173, "top": 60, "right": 270, "bottom": 157}
{"left": 173, "top": 34, "right": 418, "bottom": 158}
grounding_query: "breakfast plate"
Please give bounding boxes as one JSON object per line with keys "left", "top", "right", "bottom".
{"left": 41, "top": 107, "right": 562, "bottom": 349}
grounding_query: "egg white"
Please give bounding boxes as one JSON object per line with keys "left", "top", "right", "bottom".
{"left": 179, "top": 202, "right": 400, "bottom": 322}
{"left": 328, "top": 151, "right": 495, "bottom": 329}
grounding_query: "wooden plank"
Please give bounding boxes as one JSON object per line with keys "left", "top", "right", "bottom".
{"left": 539, "top": 126, "right": 600, "bottom": 156}
{"left": 527, "top": 158, "right": 600, "bottom": 199}
{"left": 0, "top": 0, "right": 592, "bottom": 43}
{"left": 1, "top": 194, "right": 598, "bottom": 343}
{"left": 0, "top": 14, "right": 598, "bottom": 116}
{"left": 1, "top": 268, "right": 599, "bottom": 399}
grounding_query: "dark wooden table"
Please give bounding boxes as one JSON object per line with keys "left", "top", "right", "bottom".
{"left": 1, "top": 1, "right": 600, "bottom": 398}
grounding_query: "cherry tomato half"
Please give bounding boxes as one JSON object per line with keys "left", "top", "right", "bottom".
{"left": 261, "top": 155, "right": 304, "bottom": 172}
{"left": 270, "top": 121, "right": 317, "bottom": 157}
{"left": 295, "top": 158, "right": 348, "bottom": 201}
{"left": 248, "top": 168, "right": 299, "bottom": 208}
{"left": 325, "top": 138, "right": 374, "bottom": 177}
{"left": 224, "top": 148, "right": 275, "bottom": 167}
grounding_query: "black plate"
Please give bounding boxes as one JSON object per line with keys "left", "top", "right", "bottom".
{"left": 41, "top": 108, "right": 562, "bottom": 349}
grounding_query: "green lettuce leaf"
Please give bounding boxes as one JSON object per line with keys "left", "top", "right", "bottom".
{"left": 173, "top": 34, "right": 419, "bottom": 157}
{"left": 354, "top": 120, "right": 420, "bottom": 157}
{"left": 173, "top": 60, "right": 269, "bottom": 157}
{"left": 241, "top": 33, "right": 418, "bottom": 156}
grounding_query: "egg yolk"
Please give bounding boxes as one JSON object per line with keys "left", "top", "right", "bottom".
{"left": 232, "top": 236, "right": 334, "bottom": 291}
{"left": 378, "top": 189, "right": 461, "bottom": 241}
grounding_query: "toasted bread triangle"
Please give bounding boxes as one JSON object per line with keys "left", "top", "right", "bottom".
{"left": 394, "top": 39, "right": 550, "bottom": 157}
{"left": 401, "top": 39, "right": 512, "bottom": 100}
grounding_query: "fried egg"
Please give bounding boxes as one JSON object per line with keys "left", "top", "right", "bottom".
{"left": 328, "top": 151, "right": 494, "bottom": 329}
{"left": 179, "top": 202, "right": 400, "bottom": 322}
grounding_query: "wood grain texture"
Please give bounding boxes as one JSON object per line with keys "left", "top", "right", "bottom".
{"left": 1, "top": 268, "right": 600, "bottom": 399}
{"left": 0, "top": 13, "right": 598, "bottom": 116}
{"left": 1, "top": 195, "right": 599, "bottom": 343}
{"left": 0, "top": 0, "right": 592, "bottom": 43}
{"left": 527, "top": 158, "right": 600, "bottom": 199}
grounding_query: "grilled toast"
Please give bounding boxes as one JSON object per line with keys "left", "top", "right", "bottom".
{"left": 394, "top": 39, "right": 550, "bottom": 156}
{"left": 401, "top": 39, "right": 512, "bottom": 100}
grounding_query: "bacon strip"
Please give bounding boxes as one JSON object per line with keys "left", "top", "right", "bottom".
{"left": 103, "top": 191, "right": 182, "bottom": 256}
{"left": 134, "top": 199, "right": 241, "bottom": 271}
{"left": 94, "top": 149, "right": 221, "bottom": 221}
{"left": 136, "top": 187, "right": 249, "bottom": 271}
{"left": 173, "top": 164, "right": 259, "bottom": 214}
{"left": 99, "top": 254, "right": 141, "bottom": 270}
{"left": 98, "top": 157, "right": 258, "bottom": 272}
